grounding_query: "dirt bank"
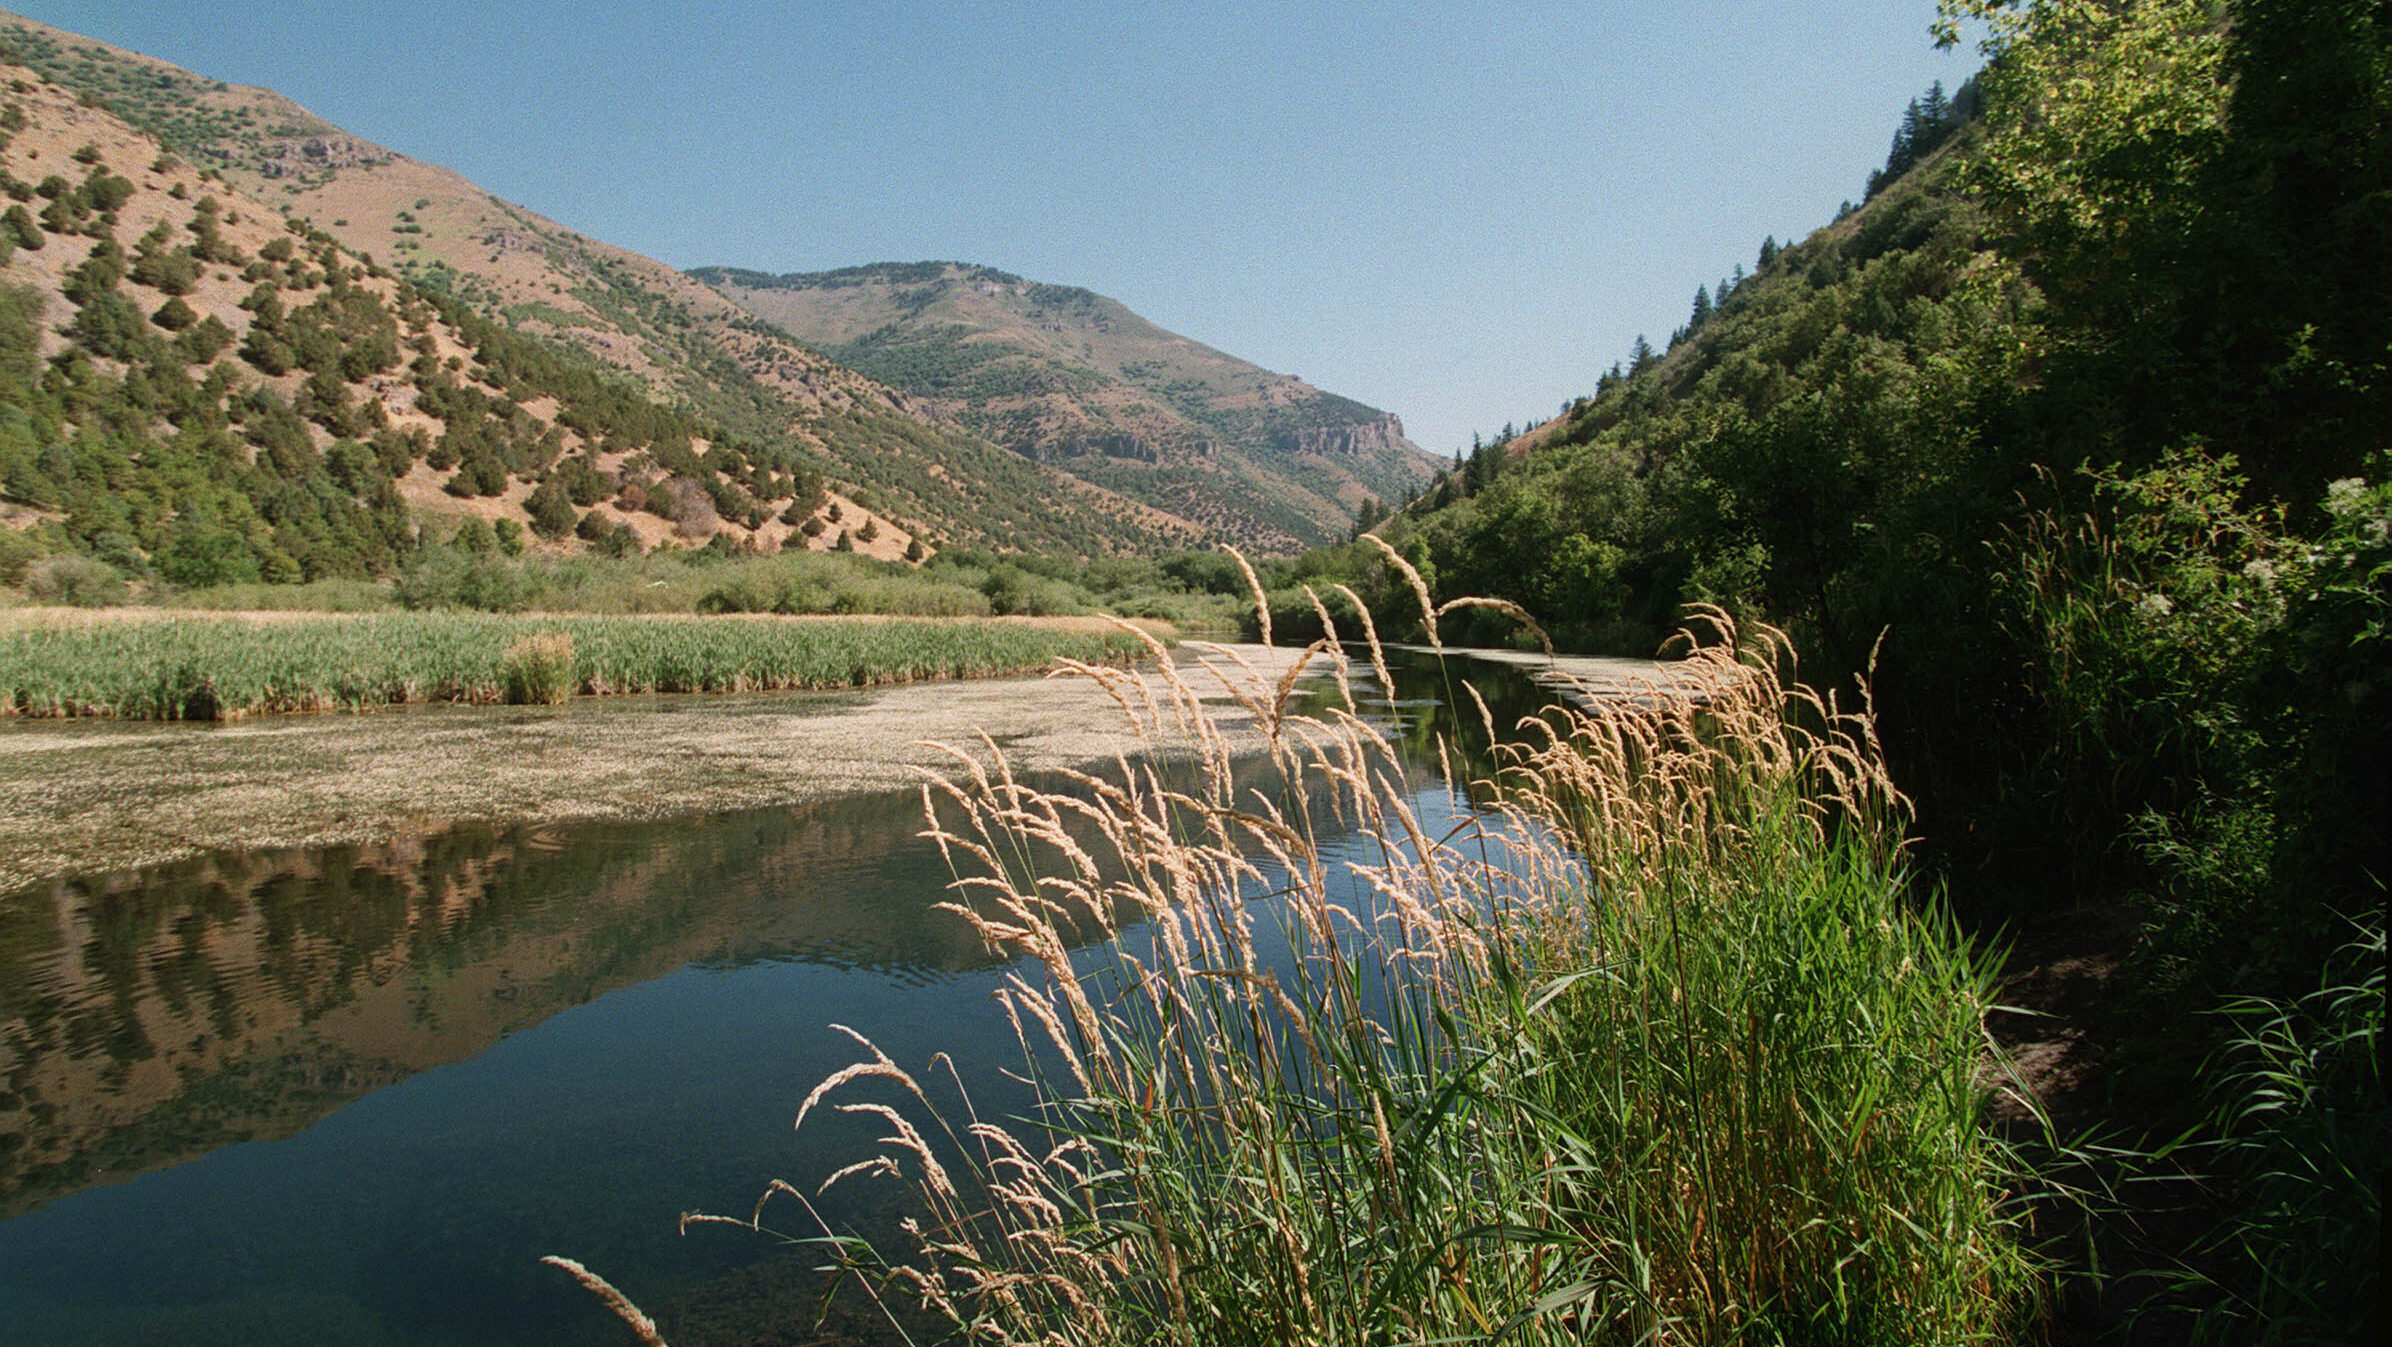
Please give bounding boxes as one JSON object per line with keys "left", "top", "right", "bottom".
{"left": 0, "top": 642, "right": 1321, "bottom": 892}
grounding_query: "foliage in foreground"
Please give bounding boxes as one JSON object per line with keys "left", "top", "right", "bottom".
{"left": 2171, "top": 916, "right": 2383, "bottom": 1345}
{"left": 0, "top": 611, "right": 1151, "bottom": 719}
{"left": 639, "top": 599, "right": 2041, "bottom": 1344}
{"left": 1244, "top": 2, "right": 2388, "bottom": 1326}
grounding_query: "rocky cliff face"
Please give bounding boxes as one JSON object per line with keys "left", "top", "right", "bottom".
{"left": 1275, "top": 413, "right": 1412, "bottom": 458}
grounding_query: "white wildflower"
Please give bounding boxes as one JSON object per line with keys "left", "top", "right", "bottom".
{"left": 2323, "top": 476, "right": 2367, "bottom": 518}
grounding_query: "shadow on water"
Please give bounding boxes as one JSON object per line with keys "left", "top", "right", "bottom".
{"left": 0, "top": 646, "right": 1561, "bottom": 1345}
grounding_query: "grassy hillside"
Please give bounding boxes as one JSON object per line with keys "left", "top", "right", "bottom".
{"left": 0, "top": 9, "right": 1187, "bottom": 557}
{"left": 694, "top": 260, "right": 1438, "bottom": 550}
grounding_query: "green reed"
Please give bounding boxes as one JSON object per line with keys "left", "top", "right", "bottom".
{"left": 0, "top": 612, "right": 1151, "bottom": 719}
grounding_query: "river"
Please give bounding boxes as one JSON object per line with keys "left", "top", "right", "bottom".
{"left": 0, "top": 645, "right": 1604, "bottom": 1344}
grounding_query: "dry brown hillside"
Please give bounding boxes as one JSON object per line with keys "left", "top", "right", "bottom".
{"left": 0, "top": 75, "right": 961, "bottom": 572}
{"left": 0, "top": 8, "right": 1196, "bottom": 555}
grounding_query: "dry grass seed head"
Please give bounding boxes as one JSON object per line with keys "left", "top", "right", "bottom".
{"left": 818, "top": 1155, "right": 904, "bottom": 1194}
{"left": 1433, "top": 595, "right": 1555, "bottom": 658}
{"left": 1225, "top": 545, "right": 1271, "bottom": 649}
{"left": 993, "top": 975, "right": 1093, "bottom": 1094}
{"left": 795, "top": 1024, "right": 935, "bottom": 1131}
{"left": 837, "top": 1101, "right": 959, "bottom": 1202}
{"left": 1051, "top": 658, "right": 1156, "bottom": 749}
{"left": 1300, "top": 587, "right": 1356, "bottom": 711}
{"left": 538, "top": 1257, "right": 669, "bottom": 1347}
{"left": 1460, "top": 678, "right": 1501, "bottom": 749}
{"left": 1264, "top": 639, "right": 1338, "bottom": 743}
{"left": 1360, "top": 532, "right": 1440, "bottom": 651}
{"left": 1330, "top": 581, "right": 1397, "bottom": 704}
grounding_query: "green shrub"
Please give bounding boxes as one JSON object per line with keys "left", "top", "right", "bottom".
{"left": 526, "top": 477, "right": 577, "bottom": 539}
{"left": 979, "top": 562, "right": 1088, "bottom": 616}
{"left": 0, "top": 527, "right": 41, "bottom": 586}
{"left": 22, "top": 553, "right": 124, "bottom": 606}
{"left": 161, "top": 578, "right": 393, "bottom": 613}
{"left": 394, "top": 547, "right": 530, "bottom": 612}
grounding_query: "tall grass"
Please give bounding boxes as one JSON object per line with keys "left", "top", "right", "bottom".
{"left": 155, "top": 578, "right": 399, "bottom": 613}
{"left": 658, "top": 585, "right": 2039, "bottom": 1344}
{"left": 500, "top": 631, "right": 578, "bottom": 706}
{"left": 1491, "top": 623, "right": 2030, "bottom": 1341}
{"left": 2172, "top": 916, "right": 2384, "bottom": 1345}
{"left": 0, "top": 612, "right": 1153, "bottom": 720}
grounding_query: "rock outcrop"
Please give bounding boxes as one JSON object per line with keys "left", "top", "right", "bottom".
{"left": 253, "top": 135, "right": 397, "bottom": 177}
{"left": 1274, "top": 413, "right": 1411, "bottom": 458}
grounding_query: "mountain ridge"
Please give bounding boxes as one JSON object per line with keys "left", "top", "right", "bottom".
{"left": 0, "top": 9, "right": 1428, "bottom": 554}
{"left": 694, "top": 260, "right": 1437, "bottom": 550}
{"left": 0, "top": 68, "right": 980, "bottom": 576}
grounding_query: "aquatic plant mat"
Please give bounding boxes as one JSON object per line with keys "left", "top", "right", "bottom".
{"left": 0, "top": 642, "right": 1355, "bottom": 895}
{"left": 571, "top": 596, "right": 2042, "bottom": 1345}
{"left": 0, "top": 609, "right": 1156, "bottom": 719}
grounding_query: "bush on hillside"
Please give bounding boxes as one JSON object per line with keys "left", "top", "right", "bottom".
{"left": 22, "top": 553, "right": 125, "bottom": 606}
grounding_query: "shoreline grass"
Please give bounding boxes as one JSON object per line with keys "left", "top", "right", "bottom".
{"left": 0, "top": 609, "right": 1164, "bottom": 720}
{"left": 630, "top": 588, "right": 2041, "bottom": 1345}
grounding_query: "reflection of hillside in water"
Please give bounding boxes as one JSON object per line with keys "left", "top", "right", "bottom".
{"left": 1291, "top": 645, "right": 1553, "bottom": 790}
{"left": 0, "top": 649, "right": 1554, "bottom": 1228}
{"left": 0, "top": 789, "right": 986, "bottom": 1221}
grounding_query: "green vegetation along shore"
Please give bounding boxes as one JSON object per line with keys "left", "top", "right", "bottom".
{"left": 0, "top": 609, "right": 1158, "bottom": 719}
{"left": 1191, "top": 0, "right": 2386, "bottom": 1336}
{"left": 721, "top": 612, "right": 2040, "bottom": 1345}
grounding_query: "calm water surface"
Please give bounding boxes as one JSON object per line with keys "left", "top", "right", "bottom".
{"left": 0, "top": 650, "right": 1550, "bottom": 1344}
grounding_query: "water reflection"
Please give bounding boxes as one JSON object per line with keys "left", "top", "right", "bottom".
{"left": 0, "top": 647, "right": 1558, "bottom": 1344}
{"left": 0, "top": 791, "right": 1003, "bottom": 1225}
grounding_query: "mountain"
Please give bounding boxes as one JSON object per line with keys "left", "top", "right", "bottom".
{"left": 693, "top": 261, "right": 1438, "bottom": 550}
{"left": 0, "top": 9, "right": 1191, "bottom": 556}
{"left": 0, "top": 67, "right": 968, "bottom": 577}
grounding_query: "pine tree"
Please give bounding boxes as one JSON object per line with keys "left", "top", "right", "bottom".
{"left": 526, "top": 476, "right": 577, "bottom": 539}
{"left": 150, "top": 296, "right": 197, "bottom": 331}
{"left": 1629, "top": 334, "right": 1656, "bottom": 374}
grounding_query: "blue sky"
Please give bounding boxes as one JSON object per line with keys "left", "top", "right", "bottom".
{"left": 12, "top": 1, "right": 1977, "bottom": 456}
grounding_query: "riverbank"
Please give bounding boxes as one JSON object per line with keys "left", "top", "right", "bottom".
{"left": 0, "top": 640, "right": 1709, "bottom": 896}
{"left": 0, "top": 641, "right": 1242, "bottom": 892}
